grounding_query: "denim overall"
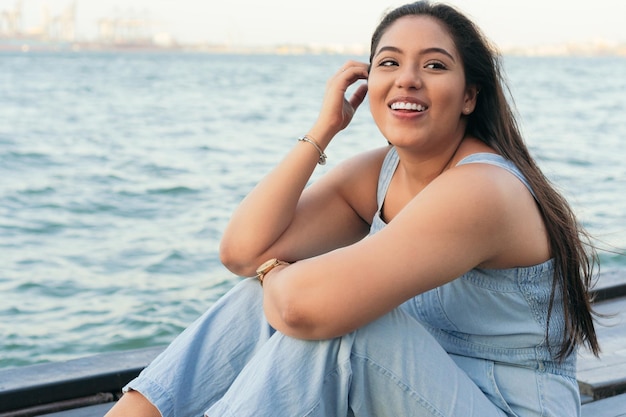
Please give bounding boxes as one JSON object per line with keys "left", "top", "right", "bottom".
{"left": 124, "top": 148, "right": 580, "bottom": 416}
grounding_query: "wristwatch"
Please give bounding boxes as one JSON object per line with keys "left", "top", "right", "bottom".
{"left": 256, "top": 258, "right": 290, "bottom": 285}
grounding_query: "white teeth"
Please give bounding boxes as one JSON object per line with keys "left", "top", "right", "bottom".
{"left": 391, "top": 102, "right": 426, "bottom": 111}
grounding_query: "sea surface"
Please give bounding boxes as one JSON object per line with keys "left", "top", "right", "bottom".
{"left": 1, "top": 52, "right": 625, "bottom": 369}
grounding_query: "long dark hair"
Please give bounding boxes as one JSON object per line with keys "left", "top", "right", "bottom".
{"left": 370, "top": 1, "right": 599, "bottom": 360}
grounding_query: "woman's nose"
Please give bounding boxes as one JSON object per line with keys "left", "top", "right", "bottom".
{"left": 395, "top": 67, "right": 422, "bottom": 89}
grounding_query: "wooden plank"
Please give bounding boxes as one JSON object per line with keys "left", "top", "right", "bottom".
{"left": 0, "top": 346, "right": 164, "bottom": 413}
{"left": 581, "top": 393, "right": 626, "bottom": 417}
{"left": 0, "top": 394, "right": 114, "bottom": 417}
{"left": 592, "top": 269, "right": 626, "bottom": 302}
{"left": 40, "top": 402, "right": 115, "bottom": 417}
{"left": 578, "top": 296, "right": 626, "bottom": 400}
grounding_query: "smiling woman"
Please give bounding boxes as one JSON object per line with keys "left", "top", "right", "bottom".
{"left": 105, "top": 2, "right": 599, "bottom": 416}
{"left": 367, "top": 16, "right": 477, "bottom": 159}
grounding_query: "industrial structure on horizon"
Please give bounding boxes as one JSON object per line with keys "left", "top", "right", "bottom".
{"left": 0, "top": 0, "right": 167, "bottom": 51}
{"left": 1, "top": 0, "right": 76, "bottom": 42}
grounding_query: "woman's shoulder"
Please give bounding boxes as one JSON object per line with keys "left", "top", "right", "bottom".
{"left": 325, "top": 145, "right": 391, "bottom": 186}
{"left": 442, "top": 138, "right": 529, "bottom": 197}
{"left": 339, "top": 145, "right": 391, "bottom": 170}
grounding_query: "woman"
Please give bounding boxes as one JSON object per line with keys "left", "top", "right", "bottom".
{"left": 106, "top": 2, "right": 599, "bottom": 416}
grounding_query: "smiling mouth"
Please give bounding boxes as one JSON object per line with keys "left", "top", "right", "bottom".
{"left": 390, "top": 102, "right": 428, "bottom": 112}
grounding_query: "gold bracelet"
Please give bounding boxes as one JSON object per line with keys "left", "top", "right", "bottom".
{"left": 298, "top": 135, "right": 327, "bottom": 165}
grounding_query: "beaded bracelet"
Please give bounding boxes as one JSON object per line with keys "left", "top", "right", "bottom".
{"left": 298, "top": 135, "right": 327, "bottom": 165}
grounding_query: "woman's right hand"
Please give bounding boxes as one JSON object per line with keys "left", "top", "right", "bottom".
{"left": 308, "top": 61, "right": 369, "bottom": 147}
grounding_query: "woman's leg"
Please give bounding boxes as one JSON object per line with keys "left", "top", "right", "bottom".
{"left": 346, "top": 308, "right": 508, "bottom": 417}
{"left": 107, "top": 278, "right": 273, "bottom": 417}
{"left": 207, "top": 306, "right": 508, "bottom": 417}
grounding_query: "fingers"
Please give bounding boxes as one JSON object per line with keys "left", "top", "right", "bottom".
{"left": 313, "top": 61, "right": 369, "bottom": 136}
{"left": 339, "top": 62, "right": 368, "bottom": 112}
{"left": 339, "top": 60, "right": 369, "bottom": 74}
{"left": 337, "top": 61, "right": 369, "bottom": 82}
{"left": 348, "top": 83, "right": 369, "bottom": 111}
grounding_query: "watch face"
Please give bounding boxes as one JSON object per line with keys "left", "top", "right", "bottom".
{"left": 257, "top": 258, "right": 278, "bottom": 275}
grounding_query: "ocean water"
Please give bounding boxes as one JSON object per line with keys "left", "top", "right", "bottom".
{"left": 1, "top": 52, "right": 625, "bottom": 369}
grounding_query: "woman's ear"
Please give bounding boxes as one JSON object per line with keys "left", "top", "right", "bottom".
{"left": 463, "top": 85, "right": 479, "bottom": 115}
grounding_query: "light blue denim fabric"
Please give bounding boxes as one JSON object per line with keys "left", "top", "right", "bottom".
{"left": 124, "top": 148, "right": 581, "bottom": 416}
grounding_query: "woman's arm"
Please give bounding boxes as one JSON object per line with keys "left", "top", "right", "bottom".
{"left": 219, "top": 61, "right": 371, "bottom": 276}
{"left": 220, "top": 146, "right": 386, "bottom": 276}
{"left": 262, "top": 163, "right": 550, "bottom": 339}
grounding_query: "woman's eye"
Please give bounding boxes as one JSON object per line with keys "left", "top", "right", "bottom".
{"left": 425, "top": 62, "right": 447, "bottom": 70}
{"left": 379, "top": 59, "right": 398, "bottom": 67}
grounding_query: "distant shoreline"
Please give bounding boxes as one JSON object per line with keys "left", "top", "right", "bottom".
{"left": 1, "top": 38, "right": 625, "bottom": 57}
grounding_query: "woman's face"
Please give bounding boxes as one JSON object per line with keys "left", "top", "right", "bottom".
{"left": 368, "top": 15, "right": 477, "bottom": 153}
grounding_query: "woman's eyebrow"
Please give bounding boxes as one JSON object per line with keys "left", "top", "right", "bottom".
{"left": 421, "top": 47, "right": 456, "bottom": 62}
{"left": 374, "top": 45, "right": 456, "bottom": 62}
{"left": 373, "top": 45, "right": 402, "bottom": 58}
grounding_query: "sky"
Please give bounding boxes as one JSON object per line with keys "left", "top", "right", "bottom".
{"left": 9, "top": 0, "right": 626, "bottom": 49}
